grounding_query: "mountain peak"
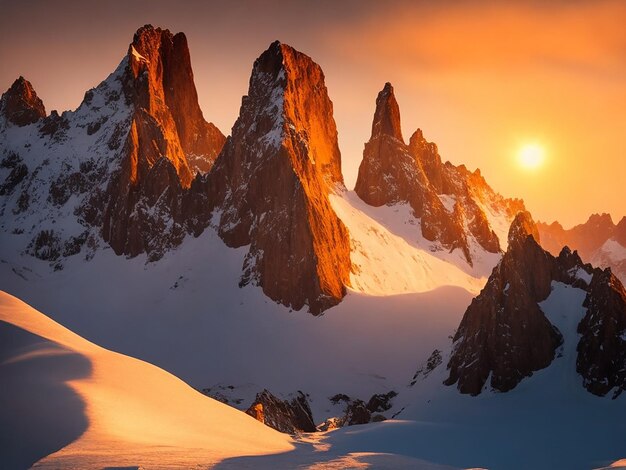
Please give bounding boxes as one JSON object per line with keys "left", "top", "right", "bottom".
{"left": 0, "top": 76, "right": 46, "bottom": 126}
{"left": 249, "top": 40, "right": 343, "bottom": 185}
{"left": 121, "top": 24, "right": 225, "bottom": 182}
{"left": 508, "top": 211, "right": 540, "bottom": 248}
{"left": 355, "top": 85, "right": 511, "bottom": 263}
{"left": 94, "top": 24, "right": 224, "bottom": 258}
{"left": 200, "top": 41, "right": 351, "bottom": 314}
{"left": 371, "top": 82, "right": 403, "bottom": 142}
{"left": 586, "top": 212, "right": 614, "bottom": 227}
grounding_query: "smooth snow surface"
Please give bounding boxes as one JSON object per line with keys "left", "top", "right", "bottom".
{"left": 0, "top": 292, "right": 465, "bottom": 470}
{"left": 0, "top": 291, "right": 293, "bottom": 469}
{"left": 331, "top": 190, "right": 498, "bottom": 296}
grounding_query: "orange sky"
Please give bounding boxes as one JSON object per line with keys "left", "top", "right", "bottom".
{"left": 1, "top": 0, "right": 624, "bottom": 227}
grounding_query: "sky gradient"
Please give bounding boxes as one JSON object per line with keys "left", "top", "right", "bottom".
{"left": 1, "top": 0, "right": 624, "bottom": 227}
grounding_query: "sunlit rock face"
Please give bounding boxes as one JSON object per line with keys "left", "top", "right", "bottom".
{"left": 100, "top": 25, "right": 225, "bottom": 258}
{"left": 196, "top": 41, "right": 352, "bottom": 314}
{"left": 0, "top": 25, "right": 225, "bottom": 262}
{"left": 355, "top": 83, "right": 523, "bottom": 265}
{"left": 446, "top": 211, "right": 626, "bottom": 397}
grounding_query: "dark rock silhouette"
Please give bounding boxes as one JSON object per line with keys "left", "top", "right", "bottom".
{"left": 0, "top": 77, "right": 46, "bottom": 127}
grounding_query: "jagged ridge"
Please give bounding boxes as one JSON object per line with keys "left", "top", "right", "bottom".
{"left": 446, "top": 211, "right": 626, "bottom": 397}
{"left": 354, "top": 82, "right": 524, "bottom": 265}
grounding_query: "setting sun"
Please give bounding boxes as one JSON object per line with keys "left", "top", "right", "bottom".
{"left": 518, "top": 143, "right": 545, "bottom": 170}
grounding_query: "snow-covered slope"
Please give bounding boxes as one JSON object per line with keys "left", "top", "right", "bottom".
{"left": 0, "top": 290, "right": 293, "bottom": 469}
{"left": 0, "top": 226, "right": 472, "bottom": 424}
{"left": 4, "top": 221, "right": 625, "bottom": 469}
{"left": 0, "top": 60, "right": 131, "bottom": 264}
{"left": 331, "top": 190, "right": 497, "bottom": 296}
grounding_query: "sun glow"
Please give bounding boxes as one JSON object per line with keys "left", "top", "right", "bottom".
{"left": 517, "top": 143, "right": 545, "bottom": 170}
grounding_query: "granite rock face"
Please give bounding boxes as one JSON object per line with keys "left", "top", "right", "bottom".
{"left": 198, "top": 41, "right": 352, "bottom": 314}
{"left": 577, "top": 268, "right": 626, "bottom": 398}
{"left": 99, "top": 25, "right": 224, "bottom": 258}
{"left": 445, "top": 212, "right": 563, "bottom": 395}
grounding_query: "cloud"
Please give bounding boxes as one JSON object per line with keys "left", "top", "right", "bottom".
{"left": 324, "top": 0, "right": 626, "bottom": 77}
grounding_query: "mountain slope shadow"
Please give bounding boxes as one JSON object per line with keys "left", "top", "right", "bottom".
{"left": 211, "top": 432, "right": 456, "bottom": 469}
{"left": 0, "top": 321, "right": 91, "bottom": 469}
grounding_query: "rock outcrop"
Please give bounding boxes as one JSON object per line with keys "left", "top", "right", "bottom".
{"left": 577, "top": 269, "right": 626, "bottom": 398}
{"left": 319, "top": 391, "right": 397, "bottom": 430}
{"left": 355, "top": 83, "right": 523, "bottom": 264}
{"left": 245, "top": 390, "right": 316, "bottom": 434}
{"left": 0, "top": 77, "right": 46, "bottom": 127}
{"left": 197, "top": 41, "right": 351, "bottom": 314}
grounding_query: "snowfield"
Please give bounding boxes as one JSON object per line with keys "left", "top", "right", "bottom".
{"left": 0, "top": 223, "right": 473, "bottom": 423}
{"left": 331, "top": 190, "right": 498, "bottom": 296}
{"left": 0, "top": 290, "right": 467, "bottom": 469}
{"left": 0, "top": 291, "right": 293, "bottom": 469}
{"left": 2, "top": 224, "right": 626, "bottom": 469}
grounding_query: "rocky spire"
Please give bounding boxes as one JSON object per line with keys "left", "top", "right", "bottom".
{"left": 198, "top": 40, "right": 351, "bottom": 314}
{"left": 354, "top": 83, "right": 506, "bottom": 264}
{"left": 371, "top": 82, "right": 403, "bottom": 141}
{"left": 128, "top": 25, "right": 225, "bottom": 175}
{"left": 445, "top": 210, "right": 626, "bottom": 397}
{"left": 408, "top": 128, "right": 443, "bottom": 192}
{"left": 0, "top": 77, "right": 46, "bottom": 126}
{"left": 122, "top": 24, "right": 227, "bottom": 187}
{"left": 445, "top": 211, "right": 561, "bottom": 395}
{"left": 100, "top": 25, "right": 224, "bottom": 259}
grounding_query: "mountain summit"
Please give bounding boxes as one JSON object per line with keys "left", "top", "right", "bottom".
{"left": 198, "top": 41, "right": 352, "bottom": 314}
{"left": 127, "top": 25, "right": 225, "bottom": 177}
{"left": 355, "top": 82, "right": 523, "bottom": 264}
{"left": 371, "top": 82, "right": 403, "bottom": 141}
{"left": 0, "top": 77, "right": 46, "bottom": 127}
{"left": 96, "top": 25, "right": 225, "bottom": 258}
